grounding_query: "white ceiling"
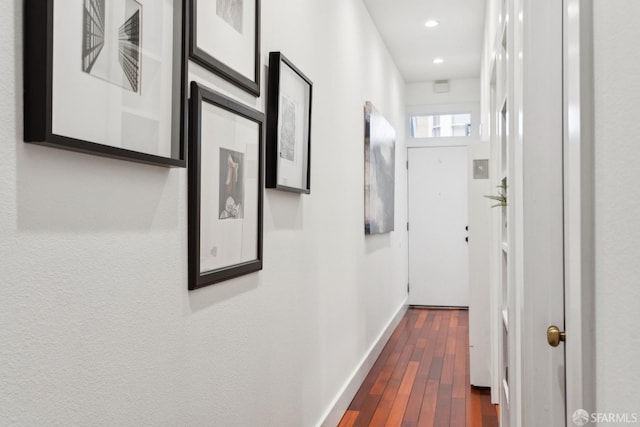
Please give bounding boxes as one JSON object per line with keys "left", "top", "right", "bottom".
{"left": 363, "top": 0, "right": 487, "bottom": 82}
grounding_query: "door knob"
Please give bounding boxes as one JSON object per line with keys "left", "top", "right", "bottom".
{"left": 547, "top": 325, "right": 566, "bottom": 347}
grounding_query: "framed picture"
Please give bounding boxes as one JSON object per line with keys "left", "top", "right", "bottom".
{"left": 188, "top": 0, "right": 261, "bottom": 96}
{"left": 23, "top": 0, "right": 186, "bottom": 167}
{"left": 265, "top": 52, "right": 313, "bottom": 194}
{"left": 188, "top": 82, "right": 264, "bottom": 289}
{"left": 364, "top": 101, "right": 396, "bottom": 234}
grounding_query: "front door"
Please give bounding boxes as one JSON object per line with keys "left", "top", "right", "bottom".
{"left": 407, "top": 146, "right": 469, "bottom": 307}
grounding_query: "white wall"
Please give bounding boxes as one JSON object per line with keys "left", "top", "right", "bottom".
{"left": 406, "top": 78, "right": 481, "bottom": 106}
{"left": 593, "top": 0, "right": 640, "bottom": 417}
{"left": 0, "top": 1, "right": 408, "bottom": 425}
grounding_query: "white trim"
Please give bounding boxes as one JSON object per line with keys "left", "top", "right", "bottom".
{"left": 487, "top": 51, "right": 502, "bottom": 406}
{"left": 406, "top": 141, "right": 475, "bottom": 149}
{"left": 512, "top": 0, "right": 526, "bottom": 423}
{"left": 318, "top": 301, "right": 409, "bottom": 427}
{"left": 406, "top": 102, "right": 479, "bottom": 116}
{"left": 563, "top": 0, "right": 596, "bottom": 423}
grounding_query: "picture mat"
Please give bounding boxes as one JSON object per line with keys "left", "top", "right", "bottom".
{"left": 216, "top": 0, "right": 243, "bottom": 33}
{"left": 276, "top": 62, "right": 310, "bottom": 189}
{"left": 199, "top": 102, "right": 259, "bottom": 274}
{"left": 52, "top": 0, "right": 174, "bottom": 157}
{"left": 196, "top": 0, "right": 256, "bottom": 80}
{"left": 365, "top": 102, "right": 396, "bottom": 234}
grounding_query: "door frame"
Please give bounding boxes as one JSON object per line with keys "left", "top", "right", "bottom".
{"left": 563, "top": 0, "right": 596, "bottom": 422}
{"left": 405, "top": 103, "right": 479, "bottom": 308}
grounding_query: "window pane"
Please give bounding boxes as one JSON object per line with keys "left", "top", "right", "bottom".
{"left": 410, "top": 113, "right": 471, "bottom": 138}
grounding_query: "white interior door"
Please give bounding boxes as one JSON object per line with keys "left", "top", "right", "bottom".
{"left": 408, "top": 146, "right": 469, "bottom": 307}
{"left": 518, "top": 0, "right": 566, "bottom": 424}
{"left": 495, "top": 0, "right": 566, "bottom": 425}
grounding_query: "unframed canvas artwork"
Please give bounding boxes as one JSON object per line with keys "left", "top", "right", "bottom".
{"left": 364, "top": 101, "right": 396, "bottom": 234}
{"left": 216, "top": 0, "right": 244, "bottom": 33}
{"left": 82, "top": 0, "right": 142, "bottom": 93}
{"left": 218, "top": 148, "right": 245, "bottom": 220}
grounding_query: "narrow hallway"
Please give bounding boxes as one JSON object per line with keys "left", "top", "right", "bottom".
{"left": 338, "top": 308, "right": 498, "bottom": 427}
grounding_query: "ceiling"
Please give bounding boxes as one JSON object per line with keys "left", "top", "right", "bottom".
{"left": 362, "top": 0, "right": 487, "bottom": 83}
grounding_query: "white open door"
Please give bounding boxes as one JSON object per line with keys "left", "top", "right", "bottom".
{"left": 468, "top": 142, "right": 491, "bottom": 387}
{"left": 518, "top": 0, "right": 566, "bottom": 425}
{"left": 490, "top": 0, "right": 568, "bottom": 425}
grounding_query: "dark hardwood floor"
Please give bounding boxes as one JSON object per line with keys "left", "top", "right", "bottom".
{"left": 338, "top": 308, "right": 499, "bottom": 427}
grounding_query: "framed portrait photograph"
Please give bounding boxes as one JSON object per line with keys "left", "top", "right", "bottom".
{"left": 188, "top": 0, "right": 261, "bottom": 96}
{"left": 364, "top": 101, "right": 396, "bottom": 235}
{"left": 265, "top": 52, "right": 312, "bottom": 194}
{"left": 23, "top": 0, "right": 186, "bottom": 167}
{"left": 188, "top": 82, "right": 264, "bottom": 290}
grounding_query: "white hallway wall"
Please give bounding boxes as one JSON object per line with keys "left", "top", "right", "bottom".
{"left": 406, "top": 79, "right": 481, "bottom": 107}
{"left": 593, "top": 0, "right": 640, "bottom": 417}
{"left": 0, "top": 1, "right": 408, "bottom": 425}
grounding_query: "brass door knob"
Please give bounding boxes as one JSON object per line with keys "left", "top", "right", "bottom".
{"left": 547, "top": 325, "right": 566, "bottom": 347}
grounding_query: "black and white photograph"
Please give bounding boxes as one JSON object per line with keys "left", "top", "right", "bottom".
{"left": 82, "top": 0, "right": 142, "bottom": 93}
{"left": 279, "top": 96, "right": 297, "bottom": 162}
{"left": 218, "top": 148, "right": 245, "bottom": 220}
{"left": 364, "top": 101, "right": 396, "bottom": 235}
{"left": 266, "top": 52, "right": 313, "bottom": 193}
{"left": 24, "top": 0, "right": 185, "bottom": 167}
{"left": 216, "top": 0, "right": 243, "bottom": 34}
{"left": 188, "top": 82, "right": 264, "bottom": 290}
{"left": 190, "top": 0, "right": 260, "bottom": 95}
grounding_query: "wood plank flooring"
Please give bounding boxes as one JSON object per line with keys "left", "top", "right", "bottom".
{"left": 338, "top": 308, "right": 499, "bottom": 427}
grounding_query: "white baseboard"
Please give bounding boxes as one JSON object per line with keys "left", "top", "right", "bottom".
{"left": 318, "top": 300, "right": 409, "bottom": 427}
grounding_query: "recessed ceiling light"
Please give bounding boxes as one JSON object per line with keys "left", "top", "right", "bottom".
{"left": 433, "top": 58, "right": 444, "bottom": 64}
{"left": 424, "top": 20, "right": 439, "bottom": 28}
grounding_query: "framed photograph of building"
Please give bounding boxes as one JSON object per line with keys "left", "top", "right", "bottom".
{"left": 189, "top": 0, "right": 261, "bottom": 96}
{"left": 265, "top": 52, "right": 312, "bottom": 194}
{"left": 364, "top": 101, "right": 396, "bottom": 234}
{"left": 23, "top": 0, "right": 186, "bottom": 167}
{"left": 188, "top": 82, "right": 264, "bottom": 290}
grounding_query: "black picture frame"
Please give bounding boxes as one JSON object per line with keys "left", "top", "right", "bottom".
{"left": 188, "top": 0, "right": 261, "bottom": 96}
{"left": 188, "top": 82, "right": 264, "bottom": 290}
{"left": 265, "top": 52, "right": 313, "bottom": 194}
{"left": 23, "top": 0, "right": 187, "bottom": 167}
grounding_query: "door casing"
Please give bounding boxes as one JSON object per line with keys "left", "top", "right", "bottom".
{"left": 563, "top": 0, "right": 596, "bottom": 422}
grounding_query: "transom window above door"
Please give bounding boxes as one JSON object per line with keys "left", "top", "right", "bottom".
{"left": 409, "top": 113, "right": 472, "bottom": 138}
